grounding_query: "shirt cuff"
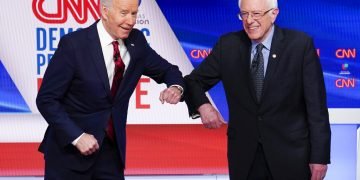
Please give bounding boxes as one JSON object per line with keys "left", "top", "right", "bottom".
{"left": 170, "top": 85, "right": 184, "bottom": 95}
{"left": 191, "top": 113, "right": 201, "bottom": 119}
{"left": 72, "top": 133, "right": 85, "bottom": 146}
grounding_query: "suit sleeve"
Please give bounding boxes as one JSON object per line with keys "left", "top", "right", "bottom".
{"left": 36, "top": 36, "right": 83, "bottom": 148}
{"left": 138, "top": 32, "right": 185, "bottom": 89}
{"left": 184, "top": 38, "right": 222, "bottom": 117}
{"left": 302, "top": 37, "right": 331, "bottom": 164}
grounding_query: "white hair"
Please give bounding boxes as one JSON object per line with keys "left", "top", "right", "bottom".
{"left": 100, "top": 0, "right": 112, "bottom": 7}
{"left": 238, "top": 0, "right": 278, "bottom": 9}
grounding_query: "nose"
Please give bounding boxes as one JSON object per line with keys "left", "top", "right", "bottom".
{"left": 126, "top": 15, "right": 136, "bottom": 26}
{"left": 246, "top": 14, "right": 255, "bottom": 24}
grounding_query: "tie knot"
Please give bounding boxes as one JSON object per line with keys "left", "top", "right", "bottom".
{"left": 256, "top": 43, "right": 264, "bottom": 53}
{"left": 112, "top": 40, "right": 119, "bottom": 47}
{"left": 112, "top": 41, "right": 120, "bottom": 62}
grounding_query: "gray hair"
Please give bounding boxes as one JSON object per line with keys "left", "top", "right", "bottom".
{"left": 238, "top": 0, "right": 278, "bottom": 9}
{"left": 100, "top": 0, "right": 112, "bottom": 7}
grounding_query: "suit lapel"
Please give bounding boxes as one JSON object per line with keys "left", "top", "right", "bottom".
{"left": 239, "top": 32, "right": 258, "bottom": 103}
{"left": 262, "top": 26, "right": 285, "bottom": 99}
{"left": 87, "top": 21, "right": 112, "bottom": 102}
{"left": 122, "top": 38, "right": 137, "bottom": 84}
{"left": 245, "top": 45, "right": 258, "bottom": 103}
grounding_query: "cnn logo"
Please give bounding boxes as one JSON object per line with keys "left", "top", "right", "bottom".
{"left": 32, "top": 0, "right": 100, "bottom": 24}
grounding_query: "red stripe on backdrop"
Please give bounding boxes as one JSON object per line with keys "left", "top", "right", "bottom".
{"left": 0, "top": 124, "right": 228, "bottom": 176}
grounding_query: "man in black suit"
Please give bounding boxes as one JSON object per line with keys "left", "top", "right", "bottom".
{"left": 184, "top": 0, "right": 331, "bottom": 179}
{"left": 36, "top": 0, "right": 184, "bottom": 179}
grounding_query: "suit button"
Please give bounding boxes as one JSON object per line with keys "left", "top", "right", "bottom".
{"left": 258, "top": 116, "right": 263, "bottom": 121}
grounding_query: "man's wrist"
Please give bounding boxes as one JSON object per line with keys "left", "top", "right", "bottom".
{"left": 72, "top": 133, "right": 85, "bottom": 146}
{"left": 170, "top": 85, "right": 184, "bottom": 95}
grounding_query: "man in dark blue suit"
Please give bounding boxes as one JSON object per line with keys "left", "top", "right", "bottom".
{"left": 36, "top": 0, "right": 184, "bottom": 179}
{"left": 184, "top": 0, "right": 330, "bottom": 179}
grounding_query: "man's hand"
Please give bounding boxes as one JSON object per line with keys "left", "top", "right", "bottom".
{"left": 74, "top": 133, "right": 99, "bottom": 156}
{"left": 310, "top": 164, "right": 327, "bottom": 180}
{"left": 198, "top": 103, "right": 226, "bottom": 129}
{"left": 159, "top": 86, "right": 182, "bottom": 104}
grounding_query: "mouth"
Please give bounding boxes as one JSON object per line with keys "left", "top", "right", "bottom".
{"left": 120, "top": 26, "right": 132, "bottom": 31}
{"left": 248, "top": 26, "right": 259, "bottom": 31}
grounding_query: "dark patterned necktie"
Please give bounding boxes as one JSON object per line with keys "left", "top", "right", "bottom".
{"left": 106, "top": 41, "right": 125, "bottom": 142}
{"left": 251, "top": 44, "right": 264, "bottom": 103}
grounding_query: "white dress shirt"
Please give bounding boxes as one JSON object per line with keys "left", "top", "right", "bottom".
{"left": 97, "top": 19, "right": 131, "bottom": 88}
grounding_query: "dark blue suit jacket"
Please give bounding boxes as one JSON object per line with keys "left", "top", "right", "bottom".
{"left": 185, "top": 26, "right": 330, "bottom": 180}
{"left": 36, "top": 21, "right": 184, "bottom": 171}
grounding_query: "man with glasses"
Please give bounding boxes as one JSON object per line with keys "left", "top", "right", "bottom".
{"left": 184, "top": 0, "right": 330, "bottom": 179}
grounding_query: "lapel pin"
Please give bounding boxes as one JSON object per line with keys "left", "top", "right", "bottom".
{"left": 272, "top": 54, "right": 277, "bottom": 59}
{"left": 131, "top": 43, "right": 135, "bottom": 46}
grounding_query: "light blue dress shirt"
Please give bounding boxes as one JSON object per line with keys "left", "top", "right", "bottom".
{"left": 250, "top": 25, "right": 275, "bottom": 76}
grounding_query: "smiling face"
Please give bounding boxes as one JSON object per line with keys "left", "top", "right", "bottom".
{"left": 240, "top": 0, "right": 279, "bottom": 43}
{"left": 101, "top": 0, "right": 138, "bottom": 40}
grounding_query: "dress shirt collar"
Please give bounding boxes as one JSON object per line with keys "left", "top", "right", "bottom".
{"left": 97, "top": 19, "right": 125, "bottom": 47}
{"left": 251, "top": 25, "right": 275, "bottom": 52}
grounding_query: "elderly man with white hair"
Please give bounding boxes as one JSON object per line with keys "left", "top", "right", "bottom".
{"left": 184, "top": 0, "right": 331, "bottom": 179}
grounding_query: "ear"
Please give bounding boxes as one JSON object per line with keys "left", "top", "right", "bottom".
{"left": 271, "top": 8, "right": 279, "bottom": 23}
{"left": 100, "top": 5, "right": 109, "bottom": 21}
{"left": 272, "top": 8, "right": 279, "bottom": 15}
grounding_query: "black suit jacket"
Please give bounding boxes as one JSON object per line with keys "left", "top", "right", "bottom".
{"left": 185, "top": 26, "right": 331, "bottom": 180}
{"left": 36, "top": 21, "right": 184, "bottom": 171}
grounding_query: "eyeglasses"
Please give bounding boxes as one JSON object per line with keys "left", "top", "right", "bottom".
{"left": 238, "top": 8, "right": 274, "bottom": 21}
